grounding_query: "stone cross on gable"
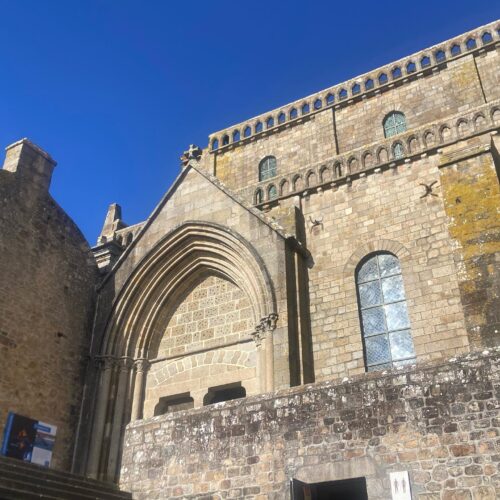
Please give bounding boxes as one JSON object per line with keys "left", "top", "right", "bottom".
{"left": 181, "top": 144, "right": 202, "bottom": 166}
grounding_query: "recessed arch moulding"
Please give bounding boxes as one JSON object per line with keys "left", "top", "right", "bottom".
{"left": 75, "top": 164, "right": 304, "bottom": 482}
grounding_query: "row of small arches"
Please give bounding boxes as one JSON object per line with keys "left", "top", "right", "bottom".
{"left": 116, "top": 231, "right": 136, "bottom": 248}
{"left": 254, "top": 107, "right": 500, "bottom": 204}
{"left": 211, "top": 28, "right": 498, "bottom": 151}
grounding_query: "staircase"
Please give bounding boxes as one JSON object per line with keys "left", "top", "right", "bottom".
{"left": 0, "top": 456, "right": 132, "bottom": 500}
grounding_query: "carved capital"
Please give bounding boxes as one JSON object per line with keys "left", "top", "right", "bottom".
{"left": 134, "top": 358, "right": 150, "bottom": 373}
{"left": 95, "top": 356, "right": 116, "bottom": 371}
{"left": 252, "top": 313, "right": 279, "bottom": 347}
{"left": 260, "top": 313, "right": 278, "bottom": 332}
{"left": 118, "top": 357, "right": 134, "bottom": 371}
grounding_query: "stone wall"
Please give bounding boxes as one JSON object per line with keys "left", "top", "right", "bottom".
{"left": 269, "top": 148, "right": 472, "bottom": 380}
{"left": 0, "top": 139, "right": 97, "bottom": 470}
{"left": 208, "top": 26, "right": 499, "bottom": 196}
{"left": 121, "top": 350, "right": 500, "bottom": 500}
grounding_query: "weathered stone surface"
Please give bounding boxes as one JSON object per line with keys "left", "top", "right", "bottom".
{"left": 121, "top": 352, "right": 500, "bottom": 499}
{"left": 0, "top": 139, "right": 98, "bottom": 470}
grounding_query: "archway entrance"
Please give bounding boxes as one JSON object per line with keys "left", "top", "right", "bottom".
{"left": 291, "top": 477, "right": 368, "bottom": 500}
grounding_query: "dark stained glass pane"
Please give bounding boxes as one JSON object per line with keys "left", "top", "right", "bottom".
{"left": 361, "top": 307, "right": 386, "bottom": 336}
{"left": 365, "top": 335, "right": 390, "bottom": 366}
{"left": 359, "top": 281, "right": 383, "bottom": 308}
{"left": 357, "top": 256, "right": 379, "bottom": 283}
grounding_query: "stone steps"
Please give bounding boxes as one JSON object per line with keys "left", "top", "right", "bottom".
{"left": 0, "top": 456, "right": 132, "bottom": 500}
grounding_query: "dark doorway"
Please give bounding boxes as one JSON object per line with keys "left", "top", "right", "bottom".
{"left": 290, "top": 477, "right": 368, "bottom": 500}
{"left": 154, "top": 393, "right": 194, "bottom": 416}
{"left": 203, "top": 382, "right": 246, "bottom": 406}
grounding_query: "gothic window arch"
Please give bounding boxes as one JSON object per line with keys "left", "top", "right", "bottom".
{"left": 356, "top": 252, "right": 416, "bottom": 372}
{"left": 254, "top": 188, "right": 263, "bottom": 204}
{"left": 259, "top": 156, "right": 277, "bottom": 182}
{"left": 383, "top": 112, "right": 407, "bottom": 138}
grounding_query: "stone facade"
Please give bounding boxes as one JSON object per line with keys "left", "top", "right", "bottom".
{"left": 72, "top": 21, "right": 500, "bottom": 497}
{"left": 0, "top": 18, "right": 499, "bottom": 500}
{"left": 0, "top": 139, "right": 98, "bottom": 470}
{"left": 121, "top": 350, "right": 500, "bottom": 500}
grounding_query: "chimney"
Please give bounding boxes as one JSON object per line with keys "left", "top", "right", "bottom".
{"left": 3, "top": 138, "right": 57, "bottom": 192}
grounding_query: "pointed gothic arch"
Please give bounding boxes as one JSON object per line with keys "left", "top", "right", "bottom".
{"left": 86, "top": 221, "right": 278, "bottom": 480}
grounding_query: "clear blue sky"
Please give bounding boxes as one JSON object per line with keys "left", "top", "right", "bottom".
{"left": 0, "top": 1, "right": 497, "bottom": 243}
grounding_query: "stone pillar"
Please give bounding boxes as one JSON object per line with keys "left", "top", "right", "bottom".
{"left": 131, "top": 359, "right": 150, "bottom": 421}
{"left": 106, "top": 357, "right": 133, "bottom": 481}
{"left": 252, "top": 314, "right": 278, "bottom": 393}
{"left": 86, "top": 357, "right": 114, "bottom": 479}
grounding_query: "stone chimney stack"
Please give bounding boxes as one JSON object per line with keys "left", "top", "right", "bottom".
{"left": 3, "top": 138, "right": 57, "bottom": 192}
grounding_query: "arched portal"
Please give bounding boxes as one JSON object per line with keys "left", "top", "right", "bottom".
{"left": 86, "top": 222, "right": 277, "bottom": 480}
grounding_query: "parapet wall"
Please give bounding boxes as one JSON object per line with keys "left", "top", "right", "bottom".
{"left": 121, "top": 350, "right": 500, "bottom": 499}
{"left": 208, "top": 21, "right": 499, "bottom": 151}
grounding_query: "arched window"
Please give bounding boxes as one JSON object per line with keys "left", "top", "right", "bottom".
{"left": 435, "top": 49, "right": 446, "bottom": 63}
{"left": 243, "top": 126, "right": 252, "bottom": 138}
{"left": 482, "top": 32, "right": 493, "bottom": 44}
{"left": 383, "top": 112, "right": 407, "bottom": 138}
{"left": 268, "top": 184, "right": 277, "bottom": 200}
{"left": 255, "top": 188, "right": 263, "bottom": 204}
{"left": 211, "top": 138, "right": 219, "bottom": 151}
{"left": 356, "top": 253, "right": 415, "bottom": 372}
{"left": 450, "top": 44, "right": 461, "bottom": 57}
{"left": 466, "top": 38, "right": 477, "bottom": 50}
{"left": 406, "top": 61, "right": 416, "bottom": 73}
{"left": 259, "top": 156, "right": 277, "bottom": 181}
{"left": 365, "top": 79, "right": 374, "bottom": 90}
{"left": 392, "top": 142, "right": 404, "bottom": 159}
{"left": 391, "top": 67, "right": 402, "bottom": 79}
{"left": 290, "top": 108, "right": 298, "bottom": 119}
{"left": 420, "top": 56, "right": 431, "bottom": 68}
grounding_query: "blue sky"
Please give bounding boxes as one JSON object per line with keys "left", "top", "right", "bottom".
{"left": 0, "top": 1, "right": 497, "bottom": 243}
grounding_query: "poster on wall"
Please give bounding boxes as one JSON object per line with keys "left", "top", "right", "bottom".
{"left": 1, "top": 412, "right": 57, "bottom": 467}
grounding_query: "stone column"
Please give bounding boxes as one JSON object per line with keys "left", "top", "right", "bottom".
{"left": 252, "top": 313, "right": 278, "bottom": 393}
{"left": 106, "top": 357, "right": 133, "bottom": 481}
{"left": 86, "top": 356, "right": 114, "bottom": 479}
{"left": 130, "top": 359, "right": 150, "bottom": 421}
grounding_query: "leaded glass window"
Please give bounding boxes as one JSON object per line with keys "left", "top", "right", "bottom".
{"left": 383, "top": 112, "right": 407, "bottom": 138}
{"left": 356, "top": 253, "right": 415, "bottom": 372}
{"left": 259, "top": 156, "right": 277, "bottom": 182}
{"left": 392, "top": 142, "right": 404, "bottom": 159}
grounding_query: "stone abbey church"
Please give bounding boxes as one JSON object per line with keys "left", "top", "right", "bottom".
{"left": 1, "top": 19, "right": 500, "bottom": 500}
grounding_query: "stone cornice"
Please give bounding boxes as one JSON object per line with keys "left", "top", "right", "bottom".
{"left": 209, "top": 20, "right": 499, "bottom": 152}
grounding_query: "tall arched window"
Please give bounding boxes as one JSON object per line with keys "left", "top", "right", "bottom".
{"left": 259, "top": 156, "right": 277, "bottom": 182}
{"left": 383, "top": 112, "right": 407, "bottom": 138}
{"left": 356, "top": 253, "right": 415, "bottom": 372}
